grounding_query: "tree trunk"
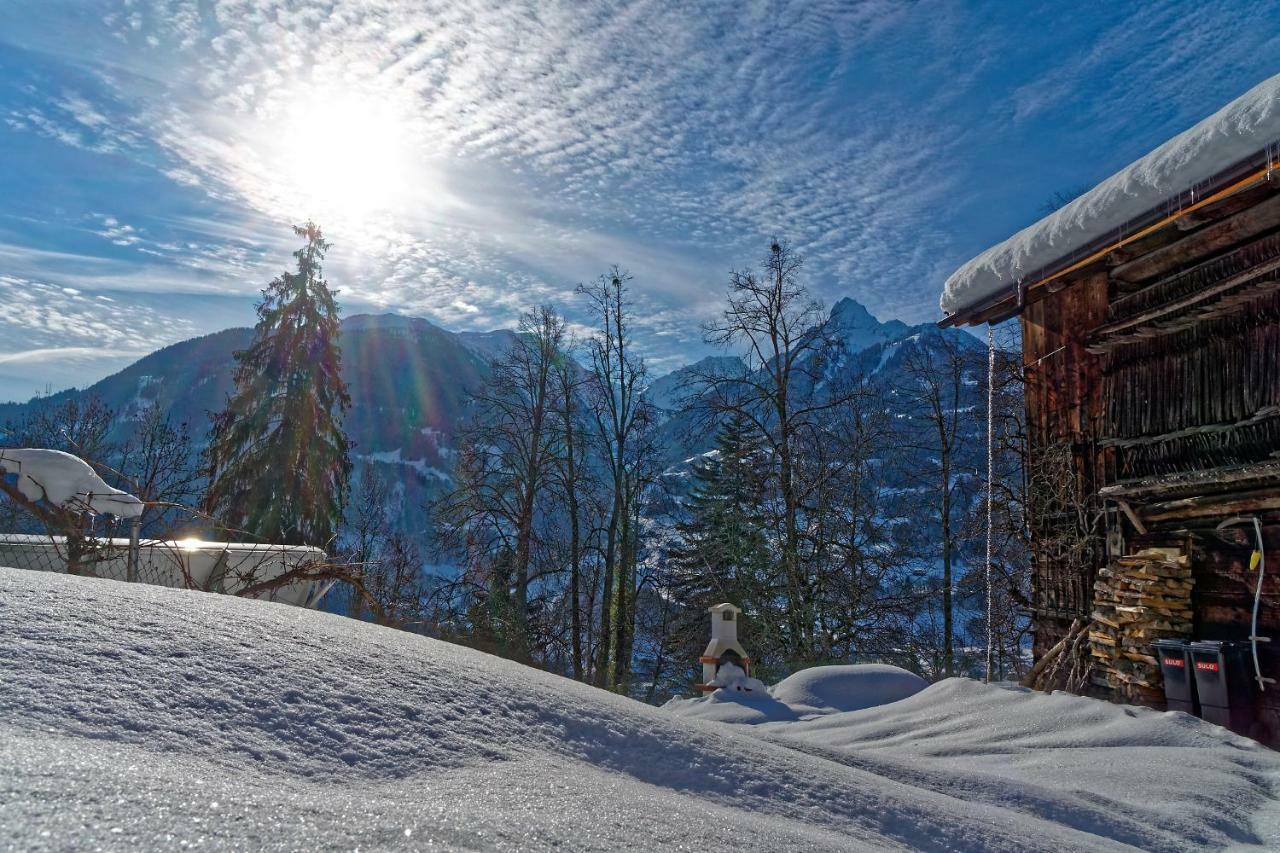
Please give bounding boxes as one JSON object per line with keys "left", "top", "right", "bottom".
{"left": 511, "top": 356, "right": 550, "bottom": 657}
{"left": 595, "top": 491, "right": 620, "bottom": 687}
{"left": 941, "top": 446, "right": 954, "bottom": 677}
{"left": 565, "top": 407, "right": 583, "bottom": 682}
{"left": 776, "top": 390, "right": 806, "bottom": 662}
{"left": 612, "top": 494, "right": 635, "bottom": 690}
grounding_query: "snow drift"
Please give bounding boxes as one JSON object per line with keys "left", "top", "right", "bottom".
{"left": 665, "top": 663, "right": 928, "bottom": 725}
{"left": 3, "top": 568, "right": 1279, "bottom": 851}
{"left": 771, "top": 664, "right": 928, "bottom": 715}
{"left": 941, "top": 72, "right": 1280, "bottom": 317}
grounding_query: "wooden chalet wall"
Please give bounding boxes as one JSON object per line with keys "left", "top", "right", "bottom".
{"left": 1022, "top": 181, "right": 1280, "bottom": 744}
{"left": 1021, "top": 273, "right": 1109, "bottom": 659}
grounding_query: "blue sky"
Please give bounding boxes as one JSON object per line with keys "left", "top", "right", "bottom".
{"left": 0, "top": 0, "right": 1277, "bottom": 403}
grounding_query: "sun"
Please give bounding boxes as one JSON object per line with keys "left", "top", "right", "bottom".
{"left": 275, "top": 92, "right": 414, "bottom": 225}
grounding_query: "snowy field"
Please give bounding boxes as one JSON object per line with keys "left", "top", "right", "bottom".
{"left": 2, "top": 569, "right": 1280, "bottom": 851}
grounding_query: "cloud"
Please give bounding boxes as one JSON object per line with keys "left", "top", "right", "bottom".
{"left": 57, "top": 1, "right": 936, "bottom": 342}
{"left": 0, "top": 346, "right": 154, "bottom": 366}
{"left": 0, "top": 0, "right": 1275, "bottom": 384}
{"left": 0, "top": 275, "right": 196, "bottom": 355}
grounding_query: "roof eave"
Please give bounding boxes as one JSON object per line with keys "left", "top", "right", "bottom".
{"left": 939, "top": 147, "right": 1279, "bottom": 329}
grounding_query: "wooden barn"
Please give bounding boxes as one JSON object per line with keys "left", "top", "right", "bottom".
{"left": 941, "top": 74, "right": 1280, "bottom": 745}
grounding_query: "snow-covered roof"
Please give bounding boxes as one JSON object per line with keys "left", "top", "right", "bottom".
{"left": 941, "top": 73, "right": 1280, "bottom": 319}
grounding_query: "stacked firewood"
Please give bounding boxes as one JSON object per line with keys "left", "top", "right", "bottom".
{"left": 1023, "top": 617, "right": 1093, "bottom": 695}
{"left": 1089, "top": 548, "right": 1194, "bottom": 705}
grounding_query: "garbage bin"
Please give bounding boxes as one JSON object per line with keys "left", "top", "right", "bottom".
{"left": 1151, "top": 638, "right": 1198, "bottom": 715}
{"left": 1188, "top": 640, "right": 1255, "bottom": 735}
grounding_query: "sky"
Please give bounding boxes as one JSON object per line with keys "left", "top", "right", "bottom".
{"left": 0, "top": 1, "right": 1277, "bottom": 403}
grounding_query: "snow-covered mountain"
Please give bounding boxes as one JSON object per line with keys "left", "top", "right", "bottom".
{"left": 827, "top": 296, "right": 911, "bottom": 352}
{"left": 0, "top": 312, "right": 496, "bottom": 534}
{"left": 650, "top": 298, "right": 987, "bottom": 466}
{"left": 647, "top": 355, "right": 747, "bottom": 413}
{"left": 5, "top": 566, "right": 1277, "bottom": 850}
{"left": 0, "top": 299, "right": 985, "bottom": 537}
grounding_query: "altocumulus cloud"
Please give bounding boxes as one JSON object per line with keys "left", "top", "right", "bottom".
{"left": 0, "top": 0, "right": 1276, "bottom": 398}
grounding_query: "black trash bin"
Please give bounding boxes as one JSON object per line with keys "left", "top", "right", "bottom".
{"left": 1188, "top": 640, "right": 1255, "bottom": 735}
{"left": 1151, "top": 638, "right": 1198, "bottom": 715}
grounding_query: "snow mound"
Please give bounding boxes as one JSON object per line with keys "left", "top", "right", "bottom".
{"left": 4, "top": 568, "right": 1280, "bottom": 851}
{"left": 665, "top": 685, "right": 801, "bottom": 725}
{"left": 0, "top": 448, "right": 143, "bottom": 518}
{"left": 707, "top": 661, "right": 767, "bottom": 693}
{"left": 666, "top": 664, "right": 926, "bottom": 724}
{"left": 763, "top": 678, "right": 1280, "bottom": 851}
{"left": 942, "top": 72, "right": 1280, "bottom": 317}
{"left": 771, "top": 664, "right": 928, "bottom": 715}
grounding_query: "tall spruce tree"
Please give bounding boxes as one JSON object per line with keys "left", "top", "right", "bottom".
{"left": 676, "top": 414, "right": 768, "bottom": 590}
{"left": 204, "top": 222, "right": 351, "bottom": 547}
{"left": 668, "top": 413, "right": 771, "bottom": 659}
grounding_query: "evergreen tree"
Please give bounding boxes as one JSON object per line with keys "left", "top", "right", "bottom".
{"left": 678, "top": 415, "right": 768, "bottom": 589}
{"left": 203, "top": 222, "right": 351, "bottom": 547}
{"left": 667, "top": 413, "right": 771, "bottom": 662}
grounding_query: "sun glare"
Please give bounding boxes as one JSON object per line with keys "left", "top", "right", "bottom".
{"left": 275, "top": 93, "right": 414, "bottom": 225}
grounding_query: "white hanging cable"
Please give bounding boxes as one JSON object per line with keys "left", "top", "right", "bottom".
{"left": 985, "top": 325, "right": 996, "bottom": 683}
{"left": 1216, "top": 515, "right": 1273, "bottom": 692}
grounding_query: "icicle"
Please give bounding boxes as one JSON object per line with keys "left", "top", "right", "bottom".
{"left": 985, "top": 324, "right": 996, "bottom": 683}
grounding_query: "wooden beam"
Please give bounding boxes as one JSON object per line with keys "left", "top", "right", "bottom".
{"left": 1178, "top": 181, "right": 1280, "bottom": 229}
{"left": 1112, "top": 185, "right": 1280, "bottom": 284}
{"left": 1116, "top": 499, "right": 1147, "bottom": 535}
{"left": 1088, "top": 273, "right": 1280, "bottom": 353}
{"left": 1143, "top": 489, "right": 1280, "bottom": 523}
{"left": 1101, "top": 460, "right": 1280, "bottom": 501}
{"left": 1092, "top": 238, "right": 1280, "bottom": 339}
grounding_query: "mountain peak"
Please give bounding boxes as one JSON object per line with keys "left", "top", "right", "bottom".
{"left": 827, "top": 297, "right": 909, "bottom": 351}
{"left": 829, "top": 296, "right": 874, "bottom": 321}
{"left": 342, "top": 313, "right": 436, "bottom": 332}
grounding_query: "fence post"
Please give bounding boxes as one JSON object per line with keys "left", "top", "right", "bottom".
{"left": 127, "top": 518, "right": 141, "bottom": 583}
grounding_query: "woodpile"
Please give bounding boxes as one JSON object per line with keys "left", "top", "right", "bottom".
{"left": 1024, "top": 617, "right": 1094, "bottom": 694}
{"left": 1089, "top": 547, "right": 1194, "bottom": 705}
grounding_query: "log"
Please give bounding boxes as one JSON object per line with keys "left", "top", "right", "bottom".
{"left": 1089, "top": 548, "right": 1194, "bottom": 705}
{"left": 1023, "top": 618, "right": 1080, "bottom": 687}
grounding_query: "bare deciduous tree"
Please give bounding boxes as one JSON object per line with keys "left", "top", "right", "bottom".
{"left": 116, "top": 407, "right": 200, "bottom": 537}
{"left": 438, "top": 306, "right": 567, "bottom": 659}
{"left": 579, "top": 268, "right": 656, "bottom": 689}
{"left": 895, "top": 331, "right": 984, "bottom": 677}
{"left": 695, "top": 240, "right": 858, "bottom": 662}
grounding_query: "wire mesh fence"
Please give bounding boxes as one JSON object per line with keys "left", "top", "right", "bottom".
{"left": 0, "top": 452, "right": 341, "bottom": 609}
{"left": 0, "top": 528, "right": 334, "bottom": 607}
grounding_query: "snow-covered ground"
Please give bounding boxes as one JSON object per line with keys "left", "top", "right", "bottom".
{"left": 3, "top": 568, "right": 1280, "bottom": 851}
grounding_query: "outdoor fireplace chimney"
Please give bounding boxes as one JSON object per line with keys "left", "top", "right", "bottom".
{"left": 697, "top": 602, "right": 751, "bottom": 692}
